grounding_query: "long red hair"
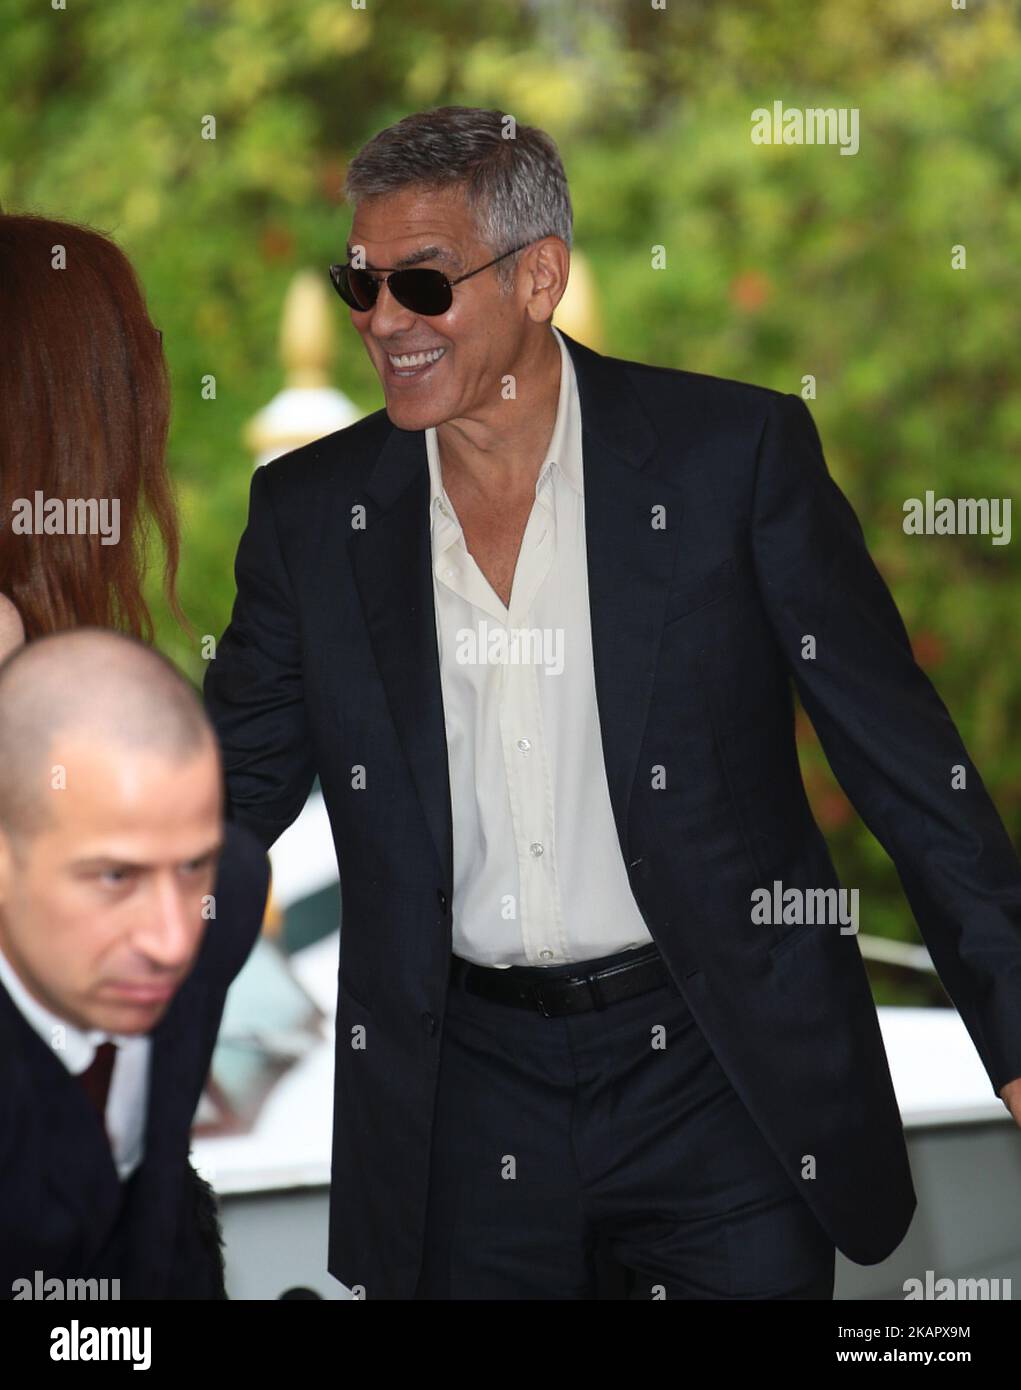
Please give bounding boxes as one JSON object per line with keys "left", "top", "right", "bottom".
{"left": 0, "top": 212, "right": 185, "bottom": 642}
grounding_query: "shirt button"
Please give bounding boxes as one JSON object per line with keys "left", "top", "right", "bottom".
{"left": 516, "top": 738, "right": 531, "bottom": 752}
{"left": 443, "top": 568, "right": 455, "bottom": 579}
{"left": 538, "top": 949, "right": 554, "bottom": 961}
{"left": 529, "top": 842, "right": 544, "bottom": 857}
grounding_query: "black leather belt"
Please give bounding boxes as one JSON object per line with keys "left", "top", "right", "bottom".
{"left": 449, "top": 943, "right": 670, "bottom": 1017}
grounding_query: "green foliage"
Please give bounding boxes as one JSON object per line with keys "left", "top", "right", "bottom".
{"left": 2, "top": 0, "right": 1018, "bottom": 964}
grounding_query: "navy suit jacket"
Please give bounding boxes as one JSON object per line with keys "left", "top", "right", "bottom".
{"left": 0, "top": 819, "right": 270, "bottom": 1299}
{"left": 204, "top": 327, "right": 1021, "bottom": 1298}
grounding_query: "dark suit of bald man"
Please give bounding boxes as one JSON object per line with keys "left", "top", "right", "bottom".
{"left": 0, "top": 820, "right": 270, "bottom": 1300}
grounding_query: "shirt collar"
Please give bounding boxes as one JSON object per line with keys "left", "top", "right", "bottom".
{"left": 0, "top": 942, "right": 129, "bottom": 1075}
{"left": 426, "top": 322, "right": 583, "bottom": 529}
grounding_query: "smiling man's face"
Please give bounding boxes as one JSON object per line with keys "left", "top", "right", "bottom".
{"left": 346, "top": 185, "right": 532, "bottom": 433}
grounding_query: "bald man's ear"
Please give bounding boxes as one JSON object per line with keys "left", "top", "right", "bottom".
{"left": 0, "top": 830, "right": 12, "bottom": 908}
{"left": 0, "top": 594, "right": 26, "bottom": 662}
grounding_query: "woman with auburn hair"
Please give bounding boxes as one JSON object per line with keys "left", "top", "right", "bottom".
{"left": 0, "top": 211, "right": 186, "bottom": 657}
{"left": 0, "top": 211, "right": 251, "bottom": 1300}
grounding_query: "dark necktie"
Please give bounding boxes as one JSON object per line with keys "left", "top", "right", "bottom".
{"left": 77, "top": 1040, "right": 117, "bottom": 1130}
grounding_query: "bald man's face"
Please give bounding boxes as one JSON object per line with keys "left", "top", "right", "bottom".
{"left": 0, "top": 733, "right": 223, "bottom": 1035}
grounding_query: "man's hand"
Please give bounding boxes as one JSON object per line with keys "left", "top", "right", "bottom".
{"left": 998, "top": 1077, "right": 1021, "bottom": 1127}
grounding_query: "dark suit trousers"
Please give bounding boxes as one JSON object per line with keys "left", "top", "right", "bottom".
{"left": 415, "top": 947, "right": 835, "bottom": 1300}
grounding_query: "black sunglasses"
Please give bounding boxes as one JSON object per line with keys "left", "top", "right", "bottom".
{"left": 328, "top": 241, "right": 534, "bottom": 316}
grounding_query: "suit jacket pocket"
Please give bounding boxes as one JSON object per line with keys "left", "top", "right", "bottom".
{"left": 338, "top": 966, "right": 373, "bottom": 1011}
{"left": 768, "top": 919, "right": 823, "bottom": 961}
{"left": 663, "top": 557, "right": 736, "bottom": 624}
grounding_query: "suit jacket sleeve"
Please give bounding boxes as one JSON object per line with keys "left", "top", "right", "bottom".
{"left": 165, "top": 821, "right": 271, "bottom": 1298}
{"left": 204, "top": 462, "right": 315, "bottom": 851}
{"left": 750, "top": 391, "right": 1021, "bottom": 1097}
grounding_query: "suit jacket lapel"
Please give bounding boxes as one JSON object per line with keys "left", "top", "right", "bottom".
{"left": 0, "top": 983, "right": 123, "bottom": 1257}
{"left": 348, "top": 328, "right": 686, "bottom": 887}
{"left": 568, "top": 332, "right": 686, "bottom": 866}
{"left": 349, "top": 437, "right": 454, "bottom": 891}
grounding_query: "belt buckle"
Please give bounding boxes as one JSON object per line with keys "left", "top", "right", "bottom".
{"left": 532, "top": 973, "right": 606, "bottom": 1016}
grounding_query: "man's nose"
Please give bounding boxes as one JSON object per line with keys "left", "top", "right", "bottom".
{"left": 133, "top": 875, "right": 202, "bottom": 969}
{"left": 368, "top": 280, "right": 418, "bottom": 339}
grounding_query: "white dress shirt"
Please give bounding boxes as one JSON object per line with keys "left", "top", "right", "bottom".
{"left": 0, "top": 944, "right": 150, "bottom": 1179}
{"left": 426, "top": 324, "right": 655, "bottom": 968}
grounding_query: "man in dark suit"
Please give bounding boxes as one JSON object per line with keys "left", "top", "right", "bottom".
{"left": 204, "top": 107, "right": 1021, "bottom": 1300}
{"left": 0, "top": 629, "right": 270, "bottom": 1300}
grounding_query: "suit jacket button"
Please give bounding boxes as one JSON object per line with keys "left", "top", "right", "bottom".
{"left": 422, "top": 1012, "right": 437, "bottom": 1035}
{"left": 437, "top": 889, "right": 448, "bottom": 911}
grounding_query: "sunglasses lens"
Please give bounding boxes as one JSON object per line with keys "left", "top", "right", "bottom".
{"left": 347, "top": 267, "right": 379, "bottom": 311}
{"left": 330, "top": 265, "right": 453, "bottom": 316}
{"left": 390, "top": 269, "right": 452, "bottom": 316}
{"left": 329, "top": 265, "right": 376, "bottom": 311}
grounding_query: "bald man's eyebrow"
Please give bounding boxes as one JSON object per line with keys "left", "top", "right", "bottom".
{"left": 345, "top": 244, "right": 461, "bottom": 272}
{"left": 69, "top": 841, "right": 225, "bottom": 874}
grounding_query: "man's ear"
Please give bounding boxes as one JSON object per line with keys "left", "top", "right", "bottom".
{"left": 0, "top": 829, "right": 13, "bottom": 907}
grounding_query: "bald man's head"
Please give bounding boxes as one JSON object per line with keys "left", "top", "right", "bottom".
{"left": 0, "top": 628, "right": 218, "bottom": 845}
{"left": 0, "top": 630, "right": 225, "bottom": 1034}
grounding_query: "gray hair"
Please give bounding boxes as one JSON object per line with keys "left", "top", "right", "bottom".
{"left": 343, "top": 106, "right": 573, "bottom": 294}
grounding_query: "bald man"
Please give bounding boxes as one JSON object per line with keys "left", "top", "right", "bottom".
{"left": 0, "top": 630, "right": 270, "bottom": 1300}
